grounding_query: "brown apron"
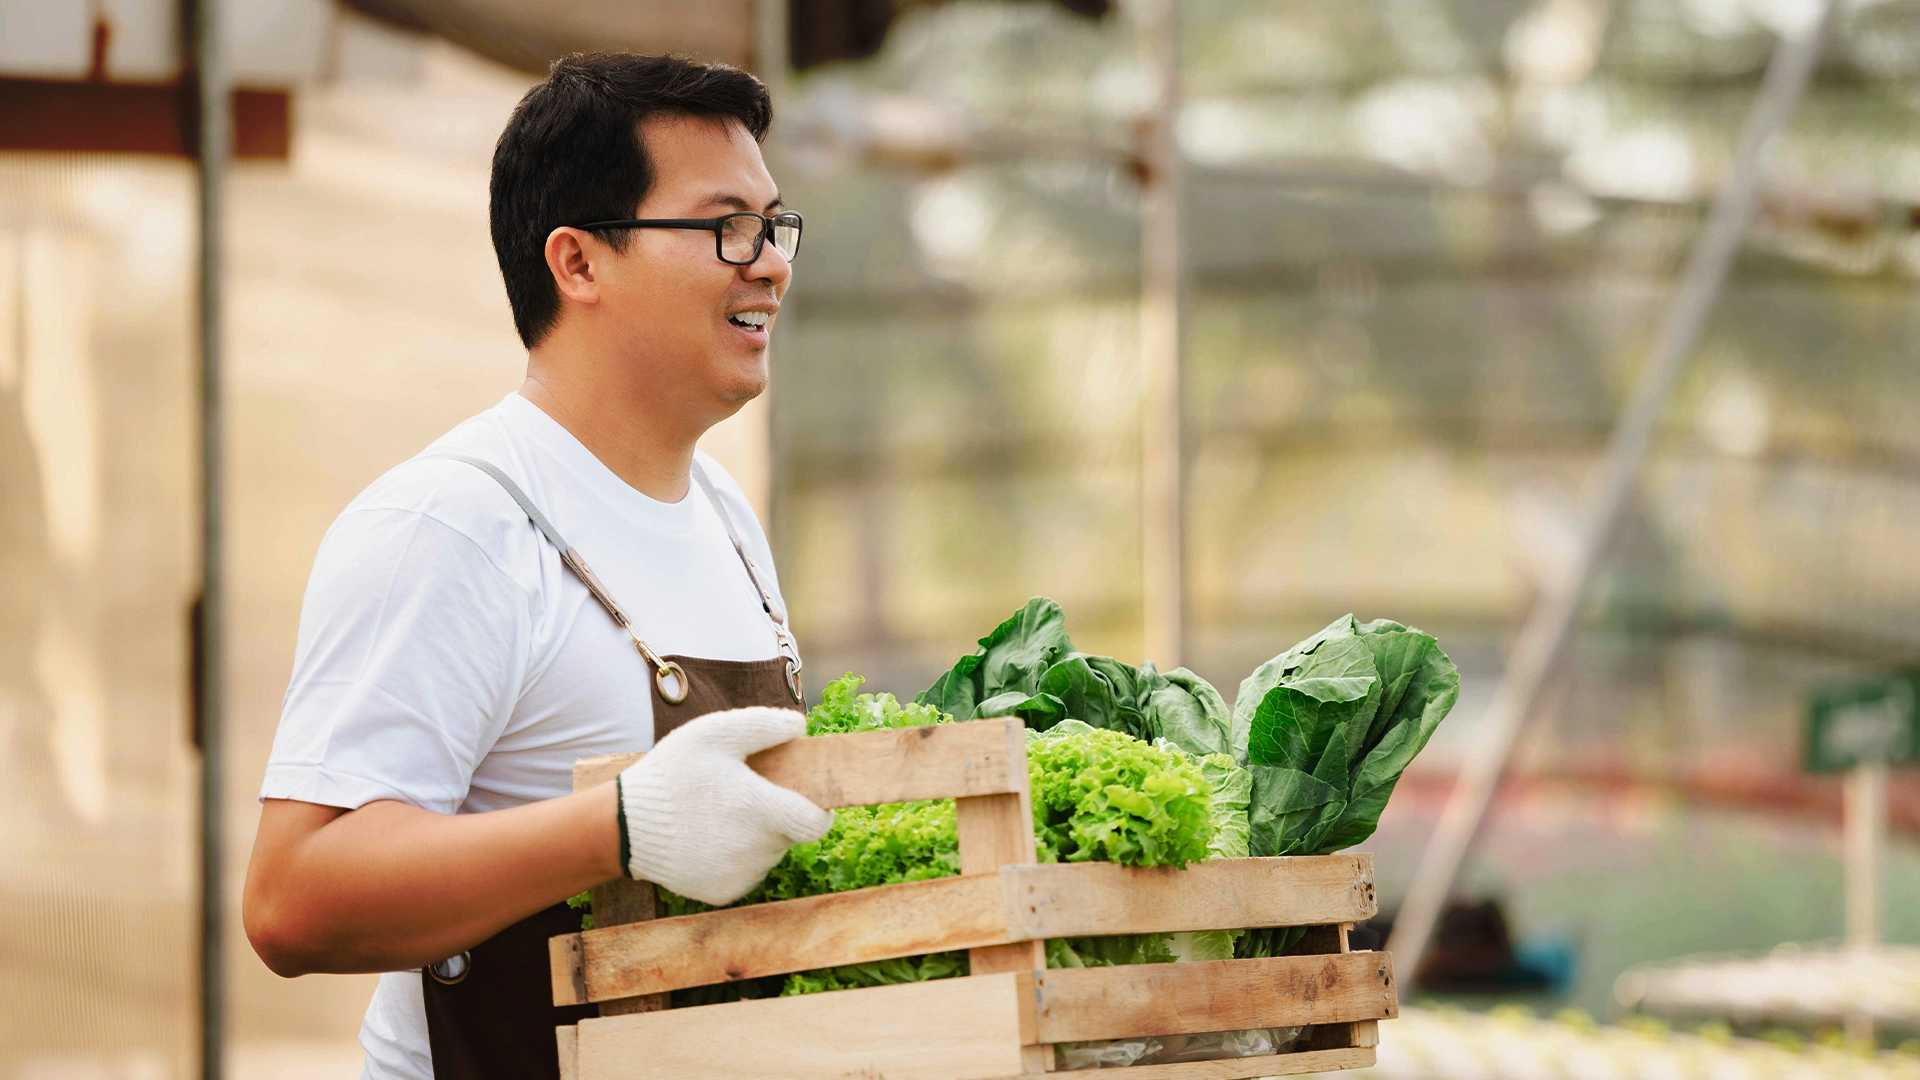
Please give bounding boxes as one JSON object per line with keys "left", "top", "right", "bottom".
{"left": 418, "top": 455, "right": 805, "bottom": 1080}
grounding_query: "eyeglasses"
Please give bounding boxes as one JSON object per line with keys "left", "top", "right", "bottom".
{"left": 573, "top": 211, "right": 803, "bottom": 266}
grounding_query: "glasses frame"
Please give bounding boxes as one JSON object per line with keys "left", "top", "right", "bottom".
{"left": 572, "top": 210, "right": 803, "bottom": 266}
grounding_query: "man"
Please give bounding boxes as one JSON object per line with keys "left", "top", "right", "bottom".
{"left": 243, "top": 54, "right": 832, "bottom": 1080}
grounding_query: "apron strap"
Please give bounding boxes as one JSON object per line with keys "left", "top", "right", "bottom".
{"left": 429, "top": 453, "right": 801, "bottom": 704}
{"left": 430, "top": 453, "right": 690, "bottom": 703}
{"left": 690, "top": 461, "right": 805, "bottom": 702}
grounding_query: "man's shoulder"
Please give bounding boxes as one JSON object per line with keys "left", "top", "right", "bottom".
{"left": 326, "top": 402, "right": 541, "bottom": 565}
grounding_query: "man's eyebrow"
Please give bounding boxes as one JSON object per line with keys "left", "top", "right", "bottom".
{"left": 703, "top": 193, "right": 785, "bottom": 212}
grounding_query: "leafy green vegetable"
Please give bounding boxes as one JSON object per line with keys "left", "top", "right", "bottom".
{"left": 564, "top": 889, "right": 593, "bottom": 931}
{"left": 1027, "top": 720, "right": 1214, "bottom": 868}
{"left": 1196, "top": 753, "right": 1251, "bottom": 861}
{"left": 616, "top": 605, "right": 1458, "bottom": 1001}
{"left": 1235, "top": 615, "right": 1458, "bottom": 856}
{"left": 1046, "top": 934, "right": 1177, "bottom": 968}
{"left": 915, "top": 598, "right": 1073, "bottom": 721}
{"left": 1171, "top": 929, "right": 1240, "bottom": 962}
{"left": 805, "top": 671, "right": 949, "bottom": 736}
{"left": 747, "top": 799, "right": 961, "bottom": 903}
{"left": 653, "top": 707, "right": 1216, "bottom": 997}
{"left": 915, "top": 597, "right": 1231, "bottom": 759}
{"left": 779, "top": 952, "right": 966, "bottom": 995}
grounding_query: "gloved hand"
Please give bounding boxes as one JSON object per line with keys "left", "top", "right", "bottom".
{"left": 617, "top": 706, "right": 834, "bottom": 906}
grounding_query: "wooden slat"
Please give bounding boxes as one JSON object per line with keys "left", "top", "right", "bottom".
{"left": 555, "top": 1024, "right": 578, "bottom": 1080}
{"left": 998, "top": 1046, "right": 1375, "bottom": 1080}
{"left": 1030, "top": 952, "right": 1397, "bottom": 1044}
{"left": 573, "top": 972, "right": 1033, "bottom": 1080}
{"left": 570, "top": 717, "right": 1027, "bottom": 806}
{"left": 554, "top": 872, "right": 1007, "bottom": 1004}
{"left": 1004, "top": 854, "right": 1376, "bottom": 940}
{"left": 586, "top": 880, "right": 665, "bottom": 1015}
{"left": 552, "top": 856, "right": 1387, "bottom": 1004}
{"left": 1299, "top": 922, "right": 1364, "bottom": 1052}
{"left": 571, "top": 737, "right": 674, "bottom": 1015}
{"left": 953, "top": 731, "right": 1049, "bottom": 1075}
{"left": 957, "top": 791, "right": 1047, "bottom": 979}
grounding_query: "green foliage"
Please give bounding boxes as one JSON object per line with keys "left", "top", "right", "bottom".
{"left": 1196, "top": 753, "right": 1251, "bottom": 861}
{"left": 752, "top": 799, "right": 962, "bottom": 902}
{"left": 1046, "top": 934, "right": 1177, "bottom": 968}
{"left": 1027, "top": 720, "right": 1214, "bottom": 867}
{"left": 565, "top": 889, "right": 593, "bottom": 931}
{"left": 915, "top": 597, "right": 1231, "bottom": 758}
{"left": 915, "top": 597, "right": 1073, "bottom": 722}
{"left": 780, "top": 952, "right": 967, "bottom": 995}
{"left": 1171, "top": 929, "right": 1240, "bottom": 962}
{"left": 655, "top": 710, "right": 1214, "bottom": 996}
{"left": 634, "top": 606, "right": 1457, "bottom": 998}
{"left": 1233, "top": 924, "right": 1309, "bottom": 959}
{"left": 806, "top": 671, "right": 951, "bottom": 735}
{"left": 1236, "top": 615, "right": 1459, "bottom": 856}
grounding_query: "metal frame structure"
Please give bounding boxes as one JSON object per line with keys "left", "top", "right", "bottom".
{"left": 1385, "top": 0, "right": 1842, "bottom": 979}
{"left": 1137, "top": 0, "right": 1186, "bottom": 670}
{"left": 191, "top": 0, "right": 228, "bottom": 1076}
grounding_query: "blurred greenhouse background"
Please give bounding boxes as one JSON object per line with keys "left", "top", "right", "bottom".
{"left": 777, "top": 0, "right": 1920, "bottom": 1024}
{"left": 0, "top": 0, "right": 1917, "bottom": 1076}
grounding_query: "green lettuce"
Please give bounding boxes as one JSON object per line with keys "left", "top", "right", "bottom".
{"left": 1027, "top": 720, "right": 1213, "bottom": 868}
{"left": 650, "top": 686, "right": 1218, "bottom": 998}
{"left": 1195, "top": 753, "right": 1251, "bottom": 861}
{"left": 805, "top": 671, "right": 949, "bottom": 735}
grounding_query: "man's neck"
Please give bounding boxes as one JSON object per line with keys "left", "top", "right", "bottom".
{"left": 517, "top": 365, "right": 705, "bottom": 504}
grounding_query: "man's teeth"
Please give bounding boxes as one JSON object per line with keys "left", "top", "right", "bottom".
{"left": 729, "top": 312, "right": 769, "bottom": 329}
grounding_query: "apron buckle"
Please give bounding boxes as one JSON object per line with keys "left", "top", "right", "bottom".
{"left": 428, "top": 951, "right": 471, "bottom": 985}
{"left": 655, "top": 660, "right": 690, "bottom": 705}
{"left": 785, "top": 660, "right": 804, "bottom": 705}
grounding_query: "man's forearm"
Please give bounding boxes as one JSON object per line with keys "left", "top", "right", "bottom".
{"left": 244, "top": 785, "right": 623, "bottom": 977}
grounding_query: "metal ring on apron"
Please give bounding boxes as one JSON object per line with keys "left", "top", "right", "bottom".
{"left": 784, "top": 659, "right": 803, "bottom": 704}
{"left": 655, "top": 659, "right": 689, "bottom": 705}
{"left": 428, "top": 951, "right": 472, "bottom": 985}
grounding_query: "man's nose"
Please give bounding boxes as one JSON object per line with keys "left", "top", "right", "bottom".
{"left": 742, "top": 239, "right": 792, "bottom": 289}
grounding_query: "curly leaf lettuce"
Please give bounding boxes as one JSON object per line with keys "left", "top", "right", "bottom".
{"left": 1027, "top": 720, "right": 1213, "bottom": 868}
{"left": 806, "top": 671, "right": 949, "bottom": 735}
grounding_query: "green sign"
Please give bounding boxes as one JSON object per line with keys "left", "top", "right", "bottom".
{"left": 1805, "top": 673, "right": 1920, "bottom": 773}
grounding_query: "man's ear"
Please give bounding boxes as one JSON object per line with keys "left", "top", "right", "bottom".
{"left": 544, "top": 227, "right": 601, "bottom": 307}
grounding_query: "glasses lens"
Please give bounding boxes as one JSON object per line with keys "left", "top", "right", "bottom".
{"left": 718, "top": 214, "right": 763, "bottom": 264}
{"left": 770, "top": 214, "right": 802, "bottom": 261}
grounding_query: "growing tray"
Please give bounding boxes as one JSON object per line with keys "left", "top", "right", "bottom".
{"left": 551, "top": 717, "right": 1397, "bottom": 1080}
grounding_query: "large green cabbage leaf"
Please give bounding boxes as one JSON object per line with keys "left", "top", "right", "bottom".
{"left": 1235, "top": 616, "right": 1458, "bottom": 858}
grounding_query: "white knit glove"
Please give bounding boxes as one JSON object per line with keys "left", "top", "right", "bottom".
{"left": 617, "top": 706, "right": 834, "bottom": 906}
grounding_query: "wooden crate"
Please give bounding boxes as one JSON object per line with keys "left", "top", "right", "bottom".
{"left": 551, "top": 718, "right": 1397, "bottom": 1080}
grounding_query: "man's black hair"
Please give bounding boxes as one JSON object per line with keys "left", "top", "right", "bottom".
{"left": 490, "top": 53, "right": 772, "bottom": 348}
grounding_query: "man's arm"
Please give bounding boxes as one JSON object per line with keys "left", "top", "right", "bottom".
{"left": 244, "top": 708, "right": 833, "bottom": 978}
{"left": 243, "top": 785, "right": 621, "bottom": 977}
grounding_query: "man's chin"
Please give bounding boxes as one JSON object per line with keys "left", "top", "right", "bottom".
{"left": 719, "top": 354, "right": 770, "bottom": 403}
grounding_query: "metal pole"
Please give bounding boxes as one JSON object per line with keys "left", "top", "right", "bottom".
{"left": 1138, "top": 0, "right": 1184, "bottom": 669}
{"left": 1386, "top": 0, "right": 1837, "bottom": 978}
{"left": 191, "top": 0, "right": 229, "bottom": 1075}
{"left": 1842, "top": 759, "right": 1885, "bottom": 1043}
{"left": 754, "top": 0, "right": 790, "bottom": 543}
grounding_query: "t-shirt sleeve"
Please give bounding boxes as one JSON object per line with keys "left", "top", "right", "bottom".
{"left": 261, "top": 507, "right": 534, "bottom": 814}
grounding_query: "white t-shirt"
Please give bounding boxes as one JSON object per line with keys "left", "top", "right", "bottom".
{"left": 260, "top": 391, "right": 792, "bottom": 1080}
